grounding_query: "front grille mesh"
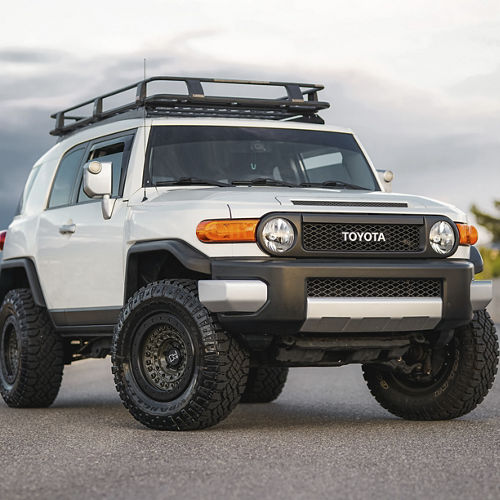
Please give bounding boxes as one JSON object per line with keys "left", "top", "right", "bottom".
{"left": 306, "top": 278, "right": 441, "bottom": 298}
{"left": 302, "top": 222, "right": 421, "bottom": 252}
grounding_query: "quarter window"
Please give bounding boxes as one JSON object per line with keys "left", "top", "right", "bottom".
{"left": 48, "top": 147, "right": 86, "bottom": 208}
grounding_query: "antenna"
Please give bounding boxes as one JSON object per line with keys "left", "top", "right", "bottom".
{"left": 142, "top": 58, "right": 148, "bottom": 202}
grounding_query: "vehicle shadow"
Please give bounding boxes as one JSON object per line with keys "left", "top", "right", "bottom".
{"left": 1, "top": 396, "right": 493, "bottom": 434}
{"left": 224, "top": 402, "right": 396, "bottom": 430}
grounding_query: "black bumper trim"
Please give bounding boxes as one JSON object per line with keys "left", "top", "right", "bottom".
{"left": 211, "top": 258, "right": 474, "bottom": 335}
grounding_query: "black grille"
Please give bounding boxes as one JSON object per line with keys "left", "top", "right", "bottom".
{"left": 307, "top": 278, "right": 441, "bottom": 298}
{"left": 302, "top": 222, "right": 422, "bottom": 252}
{"left": 293, "top": 200, "right": 408, "bottom": 208}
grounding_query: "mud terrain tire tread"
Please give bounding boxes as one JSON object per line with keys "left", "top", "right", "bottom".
{"left": 362, "top": 309, "right": 498, "bottom": 420}
{"left": 112, "top": 279, "right": 249, "bottom": 430}
{"left": 241, "top": 366, "right": 289, "bottom": 403}
{"left": 0, "top": 288, "right": 63, "bottom": 407}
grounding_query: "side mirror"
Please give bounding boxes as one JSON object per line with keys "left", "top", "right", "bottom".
{"left": 377, "top": 169, "right": 394, "bottom": 193}
{"left": 83, "top": 161, "right": 115, "bottom": 220}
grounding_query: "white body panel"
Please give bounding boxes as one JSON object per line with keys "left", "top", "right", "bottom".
{"left": 2, "top": 116, "right": 475, "bottom": 311}
{"left": 130, "top": 186, "right": 468, "bottom": 259}
{"left": 36, "top": 201, "right": 127, "bottom": 309}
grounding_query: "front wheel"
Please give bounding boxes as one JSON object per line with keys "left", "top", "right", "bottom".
{"left": 362, "top": 309, "right": 498, "bottom": 420}
{"left": 112, "top": 280, "right": 249, "bottom": 431}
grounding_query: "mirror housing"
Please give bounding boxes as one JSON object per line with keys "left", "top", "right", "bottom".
{"left": 83, "top": 161, "right": 112, "bottom": 197}
{"left": 377, "top": 169, "right": 394, "bottom": 192}
{"left": 83, "top": 161, "right": 115, "bottom": 220}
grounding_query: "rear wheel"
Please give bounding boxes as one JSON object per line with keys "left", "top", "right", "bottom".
{"left": 362, "top": 309, "right": 498, "bottom": 420}
{"left": 241, "top": 366, "right": 289, "bottom": 403}
{"left": 112, "top": 280, "right": 249, "bottom": 430}
{"left": 0, "top": 289, "right": 64, "bottom": 407}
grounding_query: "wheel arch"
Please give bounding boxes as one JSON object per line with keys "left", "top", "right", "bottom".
{"left": 0, "top": 258, "right": 46, "bottom": 308}
{"left": 124, "top": 240, "right": 211, "bottom": 302}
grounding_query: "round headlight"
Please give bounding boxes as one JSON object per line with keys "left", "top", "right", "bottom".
{"left": 429, "top": 221, "right": 455, "bottom": 255}
{"left": 261, "top": 218, "right": 295, "bottom": 253}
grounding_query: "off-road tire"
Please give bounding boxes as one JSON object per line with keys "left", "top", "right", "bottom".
{"left": 112, "top": 279, "right": 249, "bottom": 430}
{"left": 362, "top": 309, "right": 498, "bottom": 420}
{"left": 241, "top": 367, "right": 288, "bottom": 403}
{"left": 0, "top": 289, "right": 63, "bottom": 407}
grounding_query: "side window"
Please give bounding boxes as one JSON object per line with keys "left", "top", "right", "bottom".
{"left": 48, "top": 147, "right": 86, "bottom": 209}
{"left": 77, "top": 135, "right": 134, "bottom": 203}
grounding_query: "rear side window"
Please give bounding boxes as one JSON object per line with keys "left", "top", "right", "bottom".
{"left": 48, "top": 147, "right": 86, "bottom": 208}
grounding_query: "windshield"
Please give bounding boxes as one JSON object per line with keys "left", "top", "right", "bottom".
{"left": 146, "top": 126, "right": 379, "bottom": 191}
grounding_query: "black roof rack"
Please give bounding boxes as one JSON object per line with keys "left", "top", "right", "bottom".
{"left": 50, "top": 76, "right": 330, "bottom": 137}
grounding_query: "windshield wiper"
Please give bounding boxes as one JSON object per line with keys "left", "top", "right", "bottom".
{"left": 155, "top": 177, "right": 232, "bottom": 187}
{"left": 231, "top": 177, "right": 297, "bottom": 187}
{"left": 300, "top": 180, "right": 370, "bottom": 190}
{"left": 155, "top": 177, "right": 369, "bottom": 190}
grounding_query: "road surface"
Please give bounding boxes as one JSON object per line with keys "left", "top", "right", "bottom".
{"left": 1, "top": 327, "right": 499, "bottom": 500}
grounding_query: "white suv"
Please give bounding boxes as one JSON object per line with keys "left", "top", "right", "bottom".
{"left": 0, "top": 76, "right": 497, "bottom": 430}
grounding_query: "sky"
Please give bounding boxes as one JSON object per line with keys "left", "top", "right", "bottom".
{"left": 0, "top": 0, "right": 499, "bottom": 241}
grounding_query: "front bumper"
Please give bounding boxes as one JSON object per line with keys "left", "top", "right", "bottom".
{"left": 199, "top": 259, "right": 488, "bottom": 335}
{"left": 300, "top": 296, "right": 442, "bottom": 333}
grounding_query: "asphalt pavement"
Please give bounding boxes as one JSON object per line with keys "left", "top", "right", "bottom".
{"left": 1, "top": 327, "right": 499, "bottom": 500}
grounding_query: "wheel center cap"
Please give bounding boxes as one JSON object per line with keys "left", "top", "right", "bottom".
{"left": 165, "top": 348, "right": 181, "bottom": 367}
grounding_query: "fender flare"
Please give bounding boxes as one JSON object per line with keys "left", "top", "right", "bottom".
{"left": 124, "top": 240, "right": 211, "bottom": 301}
{"left": 0, "top": 258, "right": 46, "bottom": 307}
{"left": 469, "top": 246, "right": 483, "bottom": 275}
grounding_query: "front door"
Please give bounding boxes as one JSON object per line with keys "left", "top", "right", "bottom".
{"left": 37, "top": 201, "right": 126, "bottom": 311}
{"left": 35, "top": 132, "right": 136, "bottom": 323}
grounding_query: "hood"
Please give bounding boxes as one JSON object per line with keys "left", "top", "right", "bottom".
{"left": 144, "top": 186, "right": 467, "bottom": 222}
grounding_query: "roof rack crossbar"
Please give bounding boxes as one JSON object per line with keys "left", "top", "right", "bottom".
{"left": 50, "top": 76, "right": 330, "bottom": 136}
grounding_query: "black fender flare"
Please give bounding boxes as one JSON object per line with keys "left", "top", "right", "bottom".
{"left": 0, "top": 258, "right": 46, "bottom": 307}
{"left": 124, "top": 240, "right": 211, "bottom": 301}
{"left": 469, "top": 246, "right": 483, "bottom": 275}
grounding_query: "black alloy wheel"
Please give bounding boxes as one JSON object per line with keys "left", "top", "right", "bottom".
{"left": 380, "top": 340, "right": 456, "bottom": 396}
{"left": 132, "top": 312, "right": 195, "bottom": 402}
{"left": 363, "top": 309, "right": 498, "bottom": 420}
{"left": 112, "top": 279, "right": 249, "bottom": 431}
{"left": 1, "top": 316, "right": 20, "bottom": 386}
{"left": 0, "top": 289, "right": 64, "bottom": 408}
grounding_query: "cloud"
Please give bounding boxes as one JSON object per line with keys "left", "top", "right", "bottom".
{"left": 449, "top": 65, "right": 500, "bottom": 101}
{"left": 0, "top": 112, "right": 53, "bottom": 228}
{"left": 0, "top": 48, "right": 64, "bottom": 64}
{"left": 0, "top": 42, "right": 498, "bottom": 242}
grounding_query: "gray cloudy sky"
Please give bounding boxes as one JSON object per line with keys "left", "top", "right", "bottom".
{"left": 1, "top": 0, "right": 499, "bottom": 240}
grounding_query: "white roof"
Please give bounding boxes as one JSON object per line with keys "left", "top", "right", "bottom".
{"left": 145, "top": 116, "right": 353, "bottom": 134}
{"left": 55, "top": 116, "right": 352, "bottom": 147}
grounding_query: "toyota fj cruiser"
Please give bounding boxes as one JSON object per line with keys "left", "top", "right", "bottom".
{"left": 0, "top": 76, "right": 497, "bottom": 430}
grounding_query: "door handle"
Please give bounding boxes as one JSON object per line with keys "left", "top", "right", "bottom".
{"left": 59, "top": 224, "right": 76, "bottom": 235}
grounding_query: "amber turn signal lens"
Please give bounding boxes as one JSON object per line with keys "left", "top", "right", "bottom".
{"left": 196, "top": 219, "right": 259, "bottom": 243}
{"left": 0, "top": 230, "right": 6, "bottom": 251}
{"left": 456, "top": 224, "right": 478, "bottom": 245}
